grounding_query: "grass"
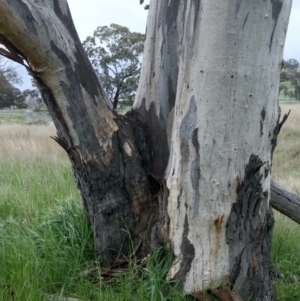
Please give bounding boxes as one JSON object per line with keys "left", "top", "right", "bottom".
{"left": 278, "top": 80, "right": 299, "bottom": 102}
{"left": 272, "top": 213, "right": 300, "bottom": 300}
{"left": 0, "top": 107, "right": 52, "bottom": 125}
{"left": 271, "top": 104, "right": 300, "bottom": 300}
{"left": 0, "top": 104, "right": 299, "bottom": 301}
{"left": 0, "top": 124, "right": 190, "bottom": 301}
{"left": 272, "top": 105, "right": 300, "bottom": 193}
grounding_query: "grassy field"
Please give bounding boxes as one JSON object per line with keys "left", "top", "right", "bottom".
{"left": 0, "top": 105, "right": 299, "bottom": 300}
{"left": 271, "top": 104, "right": 300, "bottom": 300}
{"left": 0, "top": 124, "right": 190, "bottom": 301}
{"left": 278, "top": 81, "right": 300, "bottom": 102}
{"left": 0, "top": 107, "right": 52, "bottom": 125}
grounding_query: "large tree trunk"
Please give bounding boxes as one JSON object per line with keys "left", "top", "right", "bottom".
{"left": 135, "top": 0, "right": 292, "bottom": 299}
{"left": 0, "top": 0, "right": 293, "bottom": 300}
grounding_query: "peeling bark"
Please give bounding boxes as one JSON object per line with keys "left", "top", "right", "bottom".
{"left": 226, "top": 155, "right": 274, "bottom": 300}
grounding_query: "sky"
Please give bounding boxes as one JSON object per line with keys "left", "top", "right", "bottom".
{"left": 14, "top": 0, "right": 300, "bottom": 90}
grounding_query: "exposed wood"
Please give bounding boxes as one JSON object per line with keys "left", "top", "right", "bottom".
{"left": 271, "top": 180, "right": 300, "bottom": 224}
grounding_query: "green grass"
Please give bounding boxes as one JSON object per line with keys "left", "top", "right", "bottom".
{"left": 279, "top": 80, "right": 300, "bottom": 102}
{"left": 270, "top": 104, "right": 300, "bottom": 300}
{"left": 0, "top": 156, "right": 190, "bottom": 300}
{"left": 0, "top": 108, "right": 52, "bottom": 125}
{"left": 0, "top": 104, "right": 300, "bottom": 300}
{"left": 272, "top": 213, "right": 300, "bottom": 300}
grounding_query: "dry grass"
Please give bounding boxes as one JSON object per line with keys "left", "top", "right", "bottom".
{"left": 0, "top": 123, "right": 68, "bottom": 162}
{"left": 273, "top": 103, "right": 300, "bottom": 193}
{"left": 0, "top": 105, "right": 298, "bottom": 189}
{"left": 279, "top": 104, "right": 300, "bottom": 131}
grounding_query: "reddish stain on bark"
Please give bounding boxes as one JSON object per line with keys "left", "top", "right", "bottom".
{"left": 214, "top": 214, "right": 225, "bottom": 229}
{"left": 213, "top": 214, "right": 224, "bottom": 252}
{"left": 211, "top": 214, "right": 225, "bottom": 274}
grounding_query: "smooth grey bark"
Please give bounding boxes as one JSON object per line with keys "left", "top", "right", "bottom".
{"left": 271, "top": 180, "right": 300, "bottom": 224}
{"left": 136, "top": 0, "right": 292, "bottom": 300}
{"left": 134, "top": 0, "right": 185, "bottom": 178}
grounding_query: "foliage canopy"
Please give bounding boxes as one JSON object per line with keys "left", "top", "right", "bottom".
{"left": 83, "top": 24, "right": 145, "bottom": 109}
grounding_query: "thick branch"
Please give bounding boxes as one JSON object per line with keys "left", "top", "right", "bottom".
{"left": 271, "top": 180, "right": 300, "bottom": 224}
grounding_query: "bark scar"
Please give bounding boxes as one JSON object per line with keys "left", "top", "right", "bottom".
{"left": 242, "top": 12, "right": 250, "bottom": 29}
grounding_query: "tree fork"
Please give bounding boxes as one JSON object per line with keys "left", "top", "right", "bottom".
{"left": 0, "top": 0, "right": 294, "bottom": 300}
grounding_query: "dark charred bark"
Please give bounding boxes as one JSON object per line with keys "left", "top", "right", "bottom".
{"left": 226, "top": 154, "right": 275, "bottom": 300}
{"left": 31, "top": 69, "right": 158, "bottom": 262}
{"left": 0, "top": 0, "right": 160, "bottom": 264}
{"left": 135, "top": 0, "right": 182, "bottom": 178}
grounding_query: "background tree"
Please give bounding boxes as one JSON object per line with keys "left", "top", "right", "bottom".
{"left": 0, "top": 78, "right": 26, "bottom": 109}
{"left": 0, "top": 1, "right": 294, "bottom": 300}
{"left": 288, "top": 90, "right": 294, "bottom": 99}
{"left": 291, "top": 77, "right": 299, "bottom": 86}
{"left": 139, "top": 0, "right": 149, "bottom": 10}
{"left": 0, "top": 73, "right": 15, "bottom": 108}
{"left": 280, "top": 69, "right": 291, "bottom": 81}
{"left": 22, "top": 88, "right": 42, "bottom": 108}
{"left": 12, "top": 87, "right": 27, "bottom": 108}
{"left": 0, "top": 56, "right": 22, "bottom": 85}
{"left": 284, "top": 58, "right": 299, "bottom": 70}
{"left": 279, "top": 84, "right": 287, "bottom": 95}
{"left": 83, "top": 24, "right": 145, "bottom": 109}
{"left": 294, "top": 85, "right": 300, "bottom": 100}
{"left": 0, "top": 57, "right": 26, "bottom": 108}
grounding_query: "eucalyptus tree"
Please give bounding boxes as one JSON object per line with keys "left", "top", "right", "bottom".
{"left": 284, "top": 58, "right": 299, "bottom": 70}
{"left": 0, "top": 57, "right": 25, "bottom": 108}
{"left": 0, "top": 0, "right": 293, "bottom": 300}
{"left": 83, "top": 24, "right": 145, "bottom": 109}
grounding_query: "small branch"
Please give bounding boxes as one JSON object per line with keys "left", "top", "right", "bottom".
{"left": 270, "top": 180, "right": 300, "bottom": 225}
{"left": 121, "top": 68, "right": 141, "bottom": 81}
{"left": 106, "top": 65, "right": 117, "bottom": 75}
{"left": 50, "top": 134, "right": 69, "bottom": 153}
{"left": 0, "top": 34, "right": 27, "bottom": 66}
{"left": 277, "top": 109, "right": 291, "bottom": 134}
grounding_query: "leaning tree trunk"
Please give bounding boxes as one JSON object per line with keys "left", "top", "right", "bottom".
{"left": 0, "top": 0, "right": 158, "bottom": 261}
{"left": 0, "top": 0, "right": 293, "bottom": 300}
